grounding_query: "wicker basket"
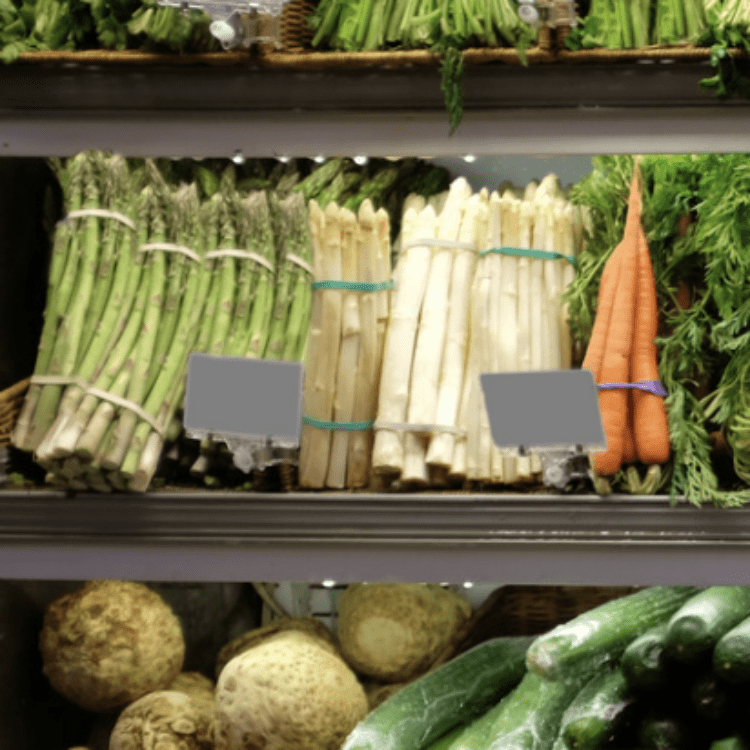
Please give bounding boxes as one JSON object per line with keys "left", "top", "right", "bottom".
{"left": 0, "top": 377, "right": 30, "bottom": 448}
{"left": 15, "top": 49, "right": 253, "bottom": 66}
{"left": 260, "top": 0, "right": 556, "bottom": 69}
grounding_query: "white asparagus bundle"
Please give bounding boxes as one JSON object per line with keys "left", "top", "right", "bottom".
{"left": 299, "top": 201, "right": 343, "bottom": 488}
{"left": 372, "top": 205, "right": 437, "bottom": 475}
{"left": 402, "top": 178, "right": 471, "bottom": 484}
{"left": 347, "top": 200, "right": 380, "bottom": 489}
{"left": 326, "top": 207, "right": 360, "bottom": 489}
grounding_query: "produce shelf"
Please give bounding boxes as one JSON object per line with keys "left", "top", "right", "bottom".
{"left": 1, "top": 491, "right": 749, "bottom": 585}
{"left": 2, "top": 62, "right": 750, "bottom": 156}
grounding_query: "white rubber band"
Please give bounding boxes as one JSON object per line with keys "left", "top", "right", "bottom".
{"left": 86, "top": 386, "right": 164, "bottom": 436}
{"left": 30, "top": 374, "right": 90, "bottom": 392}
{"left": 285, "top": 252, "right": 314, "bottom": 275}
{"left": 373, "top": 421, "right": 467, "bottom": 437}
{"left": 401, "top": 238, "right": 476, "bottom": 252}
{"left": 60, "top": 209, "right": 136, "bottom": 231}
{"left": 140, "top": 243, "right": 201, "bottom": 263}
{"left": 206, "top": 249, "right": 275, "bottom": 272}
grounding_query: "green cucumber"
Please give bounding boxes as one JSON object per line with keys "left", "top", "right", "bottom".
{"left": 690, "top": 670, "right": 732, "bottom": 722}
{"left": 714, "top": 614, "right": 750, "bottom": 683}
{"left": 526, "top": 587, "right": 699, "bottom": 682}
{"left": 341, "top": 636, "right": 533, "bottom": 750}
{"left": 558, "top": 667, "right": 634, "bottom": 750}
{"left": 710, "top": 737, "right": 749, "bottom": 750}
{"left": 485, "top": 669, "right": 592, "bottom": 750}
{"left": 441, "top": 692, "right": 514, "bottom": 750}
{"left": 621, "top": 623, "right": 673, "bottom": 693}
{"left": 638, "top": 714, "right": 696, "bottom": 750}
{"left": 665, "top": 587, "right": 750, "bottom": 664}
{"left": 425, "top": 725, "right": 467, "bottom": 750}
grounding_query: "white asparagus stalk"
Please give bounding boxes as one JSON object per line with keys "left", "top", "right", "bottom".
{"left": 372, "top": 205, "right": 436, "bottom": 475}
{"left": 487, "top": 192, "right": 505, "bottom": 484}
{"left": 426, "top": 197, "right": 480, "bottom": 469}
{"left": 392, "top": 194, "right": 426, "bottom": 260}
{"left": 402, "top": 178, "right": 471, "bottom": 484}
{"left": 537, "top": 173, "right": 564, "bottom": 201}
{"left": 474, "top": 201, "right": 493, "bottom": 482}
{"left": 326, "top": 208, "right": 360, "bottom": 489}
{"left": 529, "top": 198, "right": 548, "bottom": 477}
{"left": 375, "top": 208, "right": 392, "bottom": 355}
{"left": 347, "top": 201, "right": 379, "bottom": 489}
{"left": 428, "top": 190, "right": 449, "bottom": 216}
{"left": 559, "top": 203, "right": 578, "bottom": 370}
{"left": 524, "top": 181, "right": 539, "bottom": 202}
{"left": 516, "top": 201, "right": 535, "bottom": 481}
{"left": 499, "top": 195, "right": 521, "bottom": 483}
{"left": 299, "top": 202, "right": 343, "bottom": 488}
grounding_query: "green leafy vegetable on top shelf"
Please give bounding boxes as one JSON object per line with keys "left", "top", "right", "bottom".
{"left": 566, "top": 154, "right": 750, "bottom": 507}
{"left": 0, "top": 0, "right": 219, "bottom": 62}
{"left": 565, "top": 0, "right": 710, "bottom": 50}
{"left": 306, "top": 0, "right": 536, "bottom": 134}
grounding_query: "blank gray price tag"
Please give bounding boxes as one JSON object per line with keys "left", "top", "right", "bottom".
{"left": 184, "top": 353, "right": 304, "bottom": 443}
{"left": 480, "top": 369, "right": 606, "bottom": 453}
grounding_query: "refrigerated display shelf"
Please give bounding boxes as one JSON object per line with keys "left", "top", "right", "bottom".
{"left": 2, "top": 62, "right": 750, "bottom": 156}
{"left": 1, "top": 491, "right": 749, "bottom": 585}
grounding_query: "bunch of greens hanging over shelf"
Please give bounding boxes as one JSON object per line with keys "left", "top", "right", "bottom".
{"left": 566, "top": 153, "right": 750, "bottom": 507}
{"left": 306, "top": 0, "right": 537, "bottom": 134}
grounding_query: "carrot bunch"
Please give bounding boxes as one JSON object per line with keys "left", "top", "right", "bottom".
{"left": 582, "top": 164, "right": 671, "bottom": 477}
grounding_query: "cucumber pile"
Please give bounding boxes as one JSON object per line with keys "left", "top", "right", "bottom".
{"left": 342, "top": 586, "right": 750, "bottom": 750}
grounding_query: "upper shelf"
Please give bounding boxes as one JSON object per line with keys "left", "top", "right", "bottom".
{"left": 2, "top": 490, "right": 750, "bottom": 585}
{"left": 3, "top": 60, "right": 750, "bottom": 156}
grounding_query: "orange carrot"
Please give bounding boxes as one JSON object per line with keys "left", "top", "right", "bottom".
{"left": 591, "top": 172, "right": 641, "bottom": 476}
{"left": 633, "top": 217, "right": 671, "bottom": 465}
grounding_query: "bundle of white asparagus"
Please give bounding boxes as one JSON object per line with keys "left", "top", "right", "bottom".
{"left": 372, "top": 174, "right": 583, "bottom": 488}
{"left": 299, "top": 198, "right": 392, "bottom": 489}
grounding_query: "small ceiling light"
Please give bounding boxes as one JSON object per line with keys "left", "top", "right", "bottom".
{"left": 321, "top": 579, "right": 337, "bottom": 588}
{"left": 353, "top": 155, "right": 369, "bottom": 166}
{"left": 462, "top": 581, "right": 475, "bottom": 589}
{"left": 313, "top": 155, "right": 326, "bottom": 164}
{"left": 463, "top": 154, "right": 477, "bottom": 163}
{"left": 231, "top": 150, "right": 246, "bottom": 165}
{"left": 277, "top": 155, "right": 291, "bottom": 163}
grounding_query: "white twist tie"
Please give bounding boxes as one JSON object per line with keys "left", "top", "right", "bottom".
{"left": 86, "top": 386, "right": 165, "bottom": 437}
{"left": 140, "top": 243, "right": 201, "bottom": 262}
{"left": 59, "top": 208, "right": 136, "bottom": 231}
{"left": 206, "top": 249, "right": 275, "bottom": 272}
{"left": 401, "top": 238, "right": 476, "bottom": 252}
{"left": 285, "top": 252, "right": 314, "bottom": 275}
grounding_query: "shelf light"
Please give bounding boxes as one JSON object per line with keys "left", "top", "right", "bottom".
{"left": 463, "top": 154, "right": 477, "bottom": 163}
{"left": 277, "top": 155, "right": 291, "bottom": 163}
{"left": 232, "top": 150, "right": 246, "bottom": 165}
{"left": 321, "top": 579, "right": 337, "bottom": 588}
{"left": 353, "top": 155, "right": 369, "bottom": 166}
{"left": 462, "top": 581, "right": 475, "bottom": 589}
{"left": 313, "top": 155, "right": 326, "bottom": 164}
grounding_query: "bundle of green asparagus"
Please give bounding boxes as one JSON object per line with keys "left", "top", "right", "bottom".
{"left": 299, "top": 198, "right": 392, "bottom": 490}
{"left": 372, "top": 175, "right": 582, "bottom": 489}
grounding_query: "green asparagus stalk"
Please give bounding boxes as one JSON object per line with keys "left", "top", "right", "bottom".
{"left": 192, "top": 194, "right": 222, "bottom": 354}
{"left": 241, "top": 191, "right": 277, "bottom": 359}
{"left": 293, "top": 158, "right": 347, "bottom": 202}
{"left": 25, "top": 153, "right": 103, "bottom": 451}
{"left": 119, "top": 185, "right": 210, "bottom": 486}
{"left": 99, "top": 183, "right": 168, "bottom": 471}
{"left": 12, "top": 154, "right": 88, "bottom": 451}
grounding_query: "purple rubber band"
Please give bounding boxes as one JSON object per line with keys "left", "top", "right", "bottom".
{"left": 597, "top": 380, "right": 668, "bottom": 398}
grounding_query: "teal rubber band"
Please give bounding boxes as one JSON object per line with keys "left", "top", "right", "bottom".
{"left": 479, "top": 246, "right": 577, "bottom": 267}
{"left": 311, "top": 280, "right": 395, "bottom": 292}
{"left": 303, "top": 416, "right": 375, "bottom": 431}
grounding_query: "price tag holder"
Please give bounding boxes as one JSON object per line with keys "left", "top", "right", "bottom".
{"left": 184, "top": 353, "right": 304, "bottom": 446}
{"left": 480, "top": 369, "right": 606, "bottom": 455}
